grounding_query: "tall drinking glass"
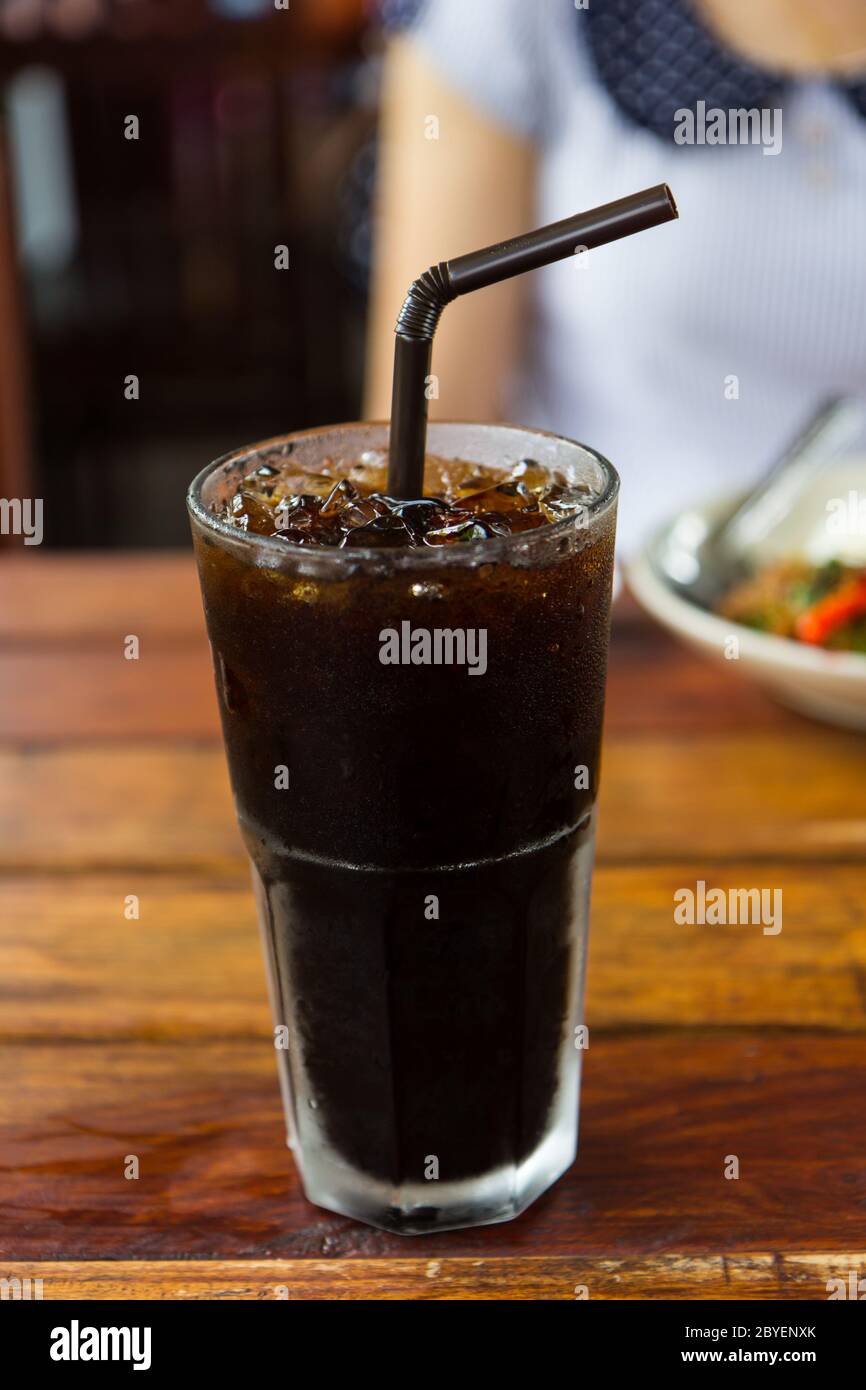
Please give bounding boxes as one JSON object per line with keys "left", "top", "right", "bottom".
{"left": 188, "top": 421, "right": 618, "bottom": 1234}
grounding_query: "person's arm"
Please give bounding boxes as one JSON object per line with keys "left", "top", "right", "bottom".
{"left": 364, "top": 34, "right": 536, "bottom": 423}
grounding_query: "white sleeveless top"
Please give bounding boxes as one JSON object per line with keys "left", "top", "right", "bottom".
{"left": 404, "top": 0, "right": 866, "bottom": 552}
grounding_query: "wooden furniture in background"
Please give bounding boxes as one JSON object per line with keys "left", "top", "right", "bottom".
{"left": 0, "top": 0, "right": 371, "bottom": 546}
{"left": 0, "top": 126, "right": 31, "bottom": 508}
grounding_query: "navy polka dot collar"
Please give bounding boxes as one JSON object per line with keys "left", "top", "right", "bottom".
{"left": 582, "top": 0, "right": 866, "bottom": 137}
{"left": 382, "top": 0, "right": 866, "bottom": 135}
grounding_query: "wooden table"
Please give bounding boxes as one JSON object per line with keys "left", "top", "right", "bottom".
{"left": 1, "top": 553, "right": 865, "bottom": 1300}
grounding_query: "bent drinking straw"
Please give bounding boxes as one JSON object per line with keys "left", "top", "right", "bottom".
{"left": 387, "top": 183, "right": 678, "bottom": 499}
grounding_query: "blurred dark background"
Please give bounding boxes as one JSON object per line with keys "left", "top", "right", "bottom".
{"left": 0, "top": 0, "right": 379, "bottom": 545}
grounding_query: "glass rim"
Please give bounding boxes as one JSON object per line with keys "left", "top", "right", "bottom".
{"left": 187, "top": 420, "right": 620, "bottom": 570}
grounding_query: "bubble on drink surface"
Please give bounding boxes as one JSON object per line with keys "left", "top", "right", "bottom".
{"left": 221, "top": 450, "right": 598, "bottom": 548}
{"left": 410, "top": 580, "right": 445, "bottom": 600}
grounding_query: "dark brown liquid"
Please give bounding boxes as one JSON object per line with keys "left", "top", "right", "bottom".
{"left": 194, "top": 453, "right": 615, "bottom": 1187}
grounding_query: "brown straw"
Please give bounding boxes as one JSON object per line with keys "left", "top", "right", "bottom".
{"left": 387, "top": 183, "right": 678, "bottom": 498}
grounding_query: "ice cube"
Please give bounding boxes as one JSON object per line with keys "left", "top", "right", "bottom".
{"left": 449, "top": 466, "right": 504, "bottom": 499}
{"left": 459, "top": 480, "right": 537, "bottom": 512}
{"left": 320, "top": 479, "right": 359, "bottom": 518}
{"left": 423, "top": 513, "right": 494, "bottom": 545}
{"left": 274, "top": 495, "right": 322, "bottom": 531}
{"left": 508, "top": 459, "right": 572, "bottom": 494}
{"left": 539, "top": 485, "right": 593, "bottom": 523}
{"left": 391, "top": 498, "right": 448, "bottom": 537}
{"left": 341, "top": 514, "right": 413, "bottom": 547}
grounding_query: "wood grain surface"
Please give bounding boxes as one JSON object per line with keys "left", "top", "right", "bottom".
{"left": 1, "top": 553, "right": 864, "bottom": 1299}
{"left": 2, "top": 1253, "right": 861, "bottom": 1300}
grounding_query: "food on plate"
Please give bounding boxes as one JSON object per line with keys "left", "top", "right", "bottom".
{"left": 719, "top": 560, "right": 866, "bottom": 652}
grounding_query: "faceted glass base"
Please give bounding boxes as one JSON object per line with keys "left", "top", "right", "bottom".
{"left": 251, "top": 823, "right": 594, "bottom": 1235}
{"left": 292, "top": 1108, "right": 579, "bottom": 1235}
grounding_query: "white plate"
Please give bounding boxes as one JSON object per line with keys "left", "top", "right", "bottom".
{"left": 627, "top": 500, "right": 866, "bottom": 731}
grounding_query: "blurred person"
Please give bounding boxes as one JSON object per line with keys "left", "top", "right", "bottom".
{"left": 365, "top": 0, "right": 866, "bottom": 553}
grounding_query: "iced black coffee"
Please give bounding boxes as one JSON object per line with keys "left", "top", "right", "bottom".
{"left": 188, "top": 421, "right": 618, "bottom": 1233}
